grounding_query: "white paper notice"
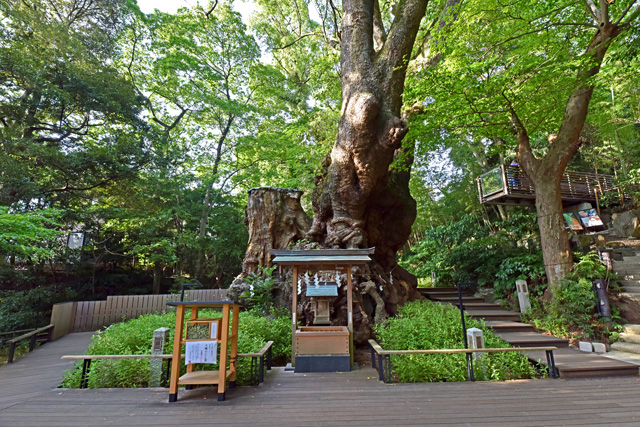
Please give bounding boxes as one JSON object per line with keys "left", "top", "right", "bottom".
{"left": 185, "top": 341, "right": 218, "bottom": 365}
{"left": 210, "top": 321, "right": 218, "bottom": 339}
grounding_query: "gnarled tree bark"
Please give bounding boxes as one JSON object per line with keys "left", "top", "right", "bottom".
{"left": 307, "top": 0, "right": 429, "bottom": 339}
{"left": 241, "top": 187, "right": 312, "bottom": 275}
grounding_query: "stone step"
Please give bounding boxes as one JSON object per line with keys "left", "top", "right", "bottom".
{"left": 620, "top": 280, "right": 640, "bottom": 287}
{"left": 623, "top": 324, "right": 640, "bottom": 335}
{"left": 466, "top": 309, "right": 521, "bottom": 322}
{"left": 620, "top": 292, "right": 640, "bottom": 302}
{"left": 614, "top": 267, "right": 640, "bottom": 274}
{"left": 431, "top": 296, "right": 485, "bottom": 303}
{"left": 495, "top": 331, "right": 569, "bottom": 348}
{"left": 450, "top": 302, "right": 503, "bottom": 310}
{"left": 620, "top": 332, "right": 640, "bottom": 345}
{"left": 526, "top": 347, "right": 639, "bottom": 379}
{"left": 611, "top": 341, "right": 640, "bottom": 355}
{"left": 620, "top": 274, "right": 640, "bottom": 281}
{"left": 419, "top": 287, "right": 470, "bottom": 294}
{"left": 421, "top": 292, "right": 472, "bottom": 299}
{"left": 484, "top": 320, "right": 535, "bottom": 332}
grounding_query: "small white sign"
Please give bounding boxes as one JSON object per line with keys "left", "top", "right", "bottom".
{"left": 185, "top": 340, "right": 217, "bottom": 365}
{"left": 209, "top": 321, "right": 218, "bottom": 339}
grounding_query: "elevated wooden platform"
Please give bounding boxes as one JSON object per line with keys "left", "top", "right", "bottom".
{"left": 478, "top": 165, "right": 617, "bottom": 206}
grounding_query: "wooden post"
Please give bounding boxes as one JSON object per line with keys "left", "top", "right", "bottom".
{"left": 217, "top": 304, "right": 230, "bottom": 401}
{"left": 229, "top": 305, "right": 240, "bottom": 385}
{"left": 185, "top": 307, "right": 199, "bottom": 378}
{"left": 347, "top": 264, "right": 354, "bottom": 367}
{"left": 168, "top": 304, "right": 185, "bottom": 402}
{"left": 291, "top": 266, "right": 298, "bottom": 366}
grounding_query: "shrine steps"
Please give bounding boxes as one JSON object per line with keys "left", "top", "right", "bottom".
{"left": 420, "top": 286, "right": 639, "bottom": 378}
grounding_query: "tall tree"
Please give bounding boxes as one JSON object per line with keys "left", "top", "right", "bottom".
{"left": 0, "top": 0, "right": 146, "bottom": 207}
{"left": 409, "top": 0, "right": 640, "bottom": 289}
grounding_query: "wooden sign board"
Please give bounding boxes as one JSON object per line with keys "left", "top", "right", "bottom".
{"left": 185, "top": 319, "right": 220, "bottom": 341}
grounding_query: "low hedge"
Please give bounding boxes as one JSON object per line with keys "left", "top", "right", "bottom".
{"left": 374, "top": 300, "right": 539, "bottom": 382}
{"left": 61, "top": 308, "right": 291, "bottom": 388}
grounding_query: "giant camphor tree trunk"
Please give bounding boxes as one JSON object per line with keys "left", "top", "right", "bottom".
{"left": 242, "top": 187, "right": 312, "bottom": 275}
{"left": 307, "top": 0, "right": 429, "bottom": 337}
{"left": 512, "top": 7, "right": 630, "bottom": 289}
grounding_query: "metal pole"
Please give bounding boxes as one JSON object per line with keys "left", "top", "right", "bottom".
{"left": 457, "top": 282, "right": 475, "bottom": 381}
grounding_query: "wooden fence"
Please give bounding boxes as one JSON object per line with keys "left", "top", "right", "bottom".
{"left": 50, "top": 289, "right": 228, "bottom": 340}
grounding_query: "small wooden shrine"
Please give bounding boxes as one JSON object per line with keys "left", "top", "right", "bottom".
{"left": 167, "top": 301, "right": 242, "bottom": 402}
{"left": 307, "top": 281, "right": 338, "bottom": 324}
{"left": 270, "top": 248, "right": 374, "bottom": 373}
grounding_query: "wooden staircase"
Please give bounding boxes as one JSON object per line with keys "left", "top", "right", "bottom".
{"left": 419, "top": 287, "right": 639, "bottom": 378}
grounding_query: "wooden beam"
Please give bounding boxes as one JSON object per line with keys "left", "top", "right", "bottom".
{"left": 291, "top": 266, "right": 298, "bottom": 366}
{"left": 347, "top": 264, "right": 354, "bottom": 367}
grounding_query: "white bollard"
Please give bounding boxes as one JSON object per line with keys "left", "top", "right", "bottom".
{"left": 466, "top": 327, "right": 484, "bottom": 359}
{"left": 150, "top": 327, "right": 170, "bottom": 387}
{"left": 516, "top": 279, "right": 531, "bottom": 314}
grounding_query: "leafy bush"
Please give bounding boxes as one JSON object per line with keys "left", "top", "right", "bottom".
{"left": 0, "top": 286, "right": 79, "bottom": 332}
{"left": 522, "top": 253, "right": 620, "bottom": 340}
{"left": 401, "top": 213, "right": 539, "bottom": 288}
{"left": 494, "top": 253, "right": 545, "bottom": 297}
{"left": 374, "top": 300, "right": 538, "bottom": 382}
{"left": 61, "top": 309, "right": 291, "bottom": 388}
{"left": 242, "top": 266, "right": 278, "bottom": 315}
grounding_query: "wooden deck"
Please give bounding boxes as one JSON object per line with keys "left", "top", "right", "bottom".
{"left": 0, "top": 332, "right": 93, "bottom": 411}
{"left": 2, "top": 364, "right": 640, "bottom": 425}
{"left": 2, "top": 333, "right": 640, "bottom": 425}
{"left": 478, "top": 165, "right": 618, "bottom": 206}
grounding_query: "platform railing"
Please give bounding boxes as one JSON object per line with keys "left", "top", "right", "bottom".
{"left": 369, "top": 339, "right": 558, "bottom": 383}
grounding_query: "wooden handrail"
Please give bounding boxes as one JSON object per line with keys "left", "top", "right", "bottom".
{"left": 7, "top": 324, "right": 54, "bottom": 363}
{"left": 61, "top": 341, "right": 274, "bottom": 361}
{"left": 0, "top": 328, "right": 35, "bottom": 338}
{"left": 8, "top": 325, "right": 54, "bottom": 344}
{"left": 62, "top": 354, "right": 173, "bottom": 360}
{"left": 368, "top": 339, "right": 558, "bottom": 382}
{"left": 61, "top": 340, "right": 275, "bottom": 389}
{"left": 237, "top": 340, "right": 274, "bottom": 358}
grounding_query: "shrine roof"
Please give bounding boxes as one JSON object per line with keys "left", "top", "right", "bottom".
{"left": 306, "top": 282, "right": 339, "bottom": 297}
{"left": 270, "top": 248, "right": 374, "bottom": 267}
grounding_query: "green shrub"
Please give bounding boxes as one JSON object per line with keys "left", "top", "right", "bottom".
{"left": 494, "top": 253, "right": 545, "bottom": 297}
{"left": 61, "top": 309, "right": 291, "bottom": 388}
{"left": 0, "top": 286, "right": 79, "bottom": 332}
{"left": 374, "top": 300, "right": 538, "bottom": 382}
{"left": 522, "top": 252, "right": 621, "bottom": 340}
{"left": 401, "top": 214, "right": 539, "bottom": 288}
{"left": 242, "top": 266, "right": 279, "bottom": 315}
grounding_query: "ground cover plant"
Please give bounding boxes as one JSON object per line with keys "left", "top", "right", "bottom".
{"left": 61, "top": 308, "right": 291, "bottom": 388}
{"left": 374, "top": 300, "right": 539, "bottom": 382}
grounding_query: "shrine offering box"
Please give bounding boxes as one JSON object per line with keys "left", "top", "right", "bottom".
{"left": 295, "top": 326, "right": 349, "bottom": 355}
{"left": 185, "top": 319, "right": 221, "bottom": 341}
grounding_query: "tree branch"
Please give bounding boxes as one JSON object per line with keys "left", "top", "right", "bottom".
{"left": 202, "top": 0, "right": 218, "bottom": 19}
{"left": 373, "top": 0, "right": 387, "bottom": 49}
{"left": 617, "top": 1, "right": 640, "bottom": 25}
{"left": 584, "top": 0, "right": 602, "bottom": 24}
{"left": 273, "top": 32, "right": 323, "bottom": 50}
{"left": 599, "top": 0, "right": 610, "bottom": 25}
